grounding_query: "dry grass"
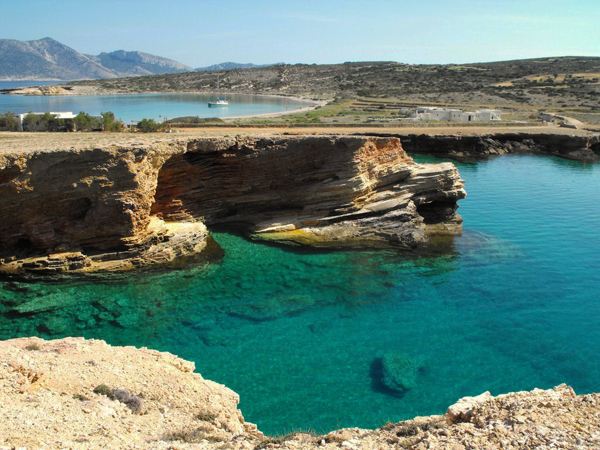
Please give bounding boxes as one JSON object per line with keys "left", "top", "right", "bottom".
{"left": 1, "top": 124, "right": 597, "bottom": 156}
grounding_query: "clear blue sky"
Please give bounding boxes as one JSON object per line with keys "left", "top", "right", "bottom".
{"left": 1, "top": 0, "right": 598, "bottom": 67}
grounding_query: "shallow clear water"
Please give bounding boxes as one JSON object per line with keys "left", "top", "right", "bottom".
{"left": 0, "top": 92, "right": 313, "bottom": 122}
{"left": 1, "top": 154, "right": 599, "bottom": 435}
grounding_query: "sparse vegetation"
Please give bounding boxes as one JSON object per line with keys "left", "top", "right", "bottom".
{"left": 136, "top": 118, "right": 164, "bottom": 132}
{"left": 0, "top": 111, "right": 18, "bottom": 131}
{"left": 197, "top": 411, "right": 218, "bottom": 422}
{"left": 73, "top": 111, "right": 101, "bottom": 131}
{"left": 320, "top": 433, "right": 346, "bottom": 444}
{"left": 394, "top": 417, "right": 446, "bottom": 437}
{"left": 93, "top": 384, "right": 144, "bottom": 414}
{"left": 22, "top": 112, "right": 71, "bottom": 132}
{"left": 93, "top": 384, "right": 113, "bottom": 397}
{"left": 101, "top": 111, "right": 124, "bottom": 132}
{"left": 163, "top": 423, "right": 227, "bottom": 443}
{"left": 61, "top": 57, "right": 599, "bottom": 123}
{"left": 25, "top": 342, "right": 40, "bottom": 351}
{"left": 166, "top": 116, "right": 225, "bottom": 124}
{"left": 255, "top": 431, "right": 315, "bottom": 449}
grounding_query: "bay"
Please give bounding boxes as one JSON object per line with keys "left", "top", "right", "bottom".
{"left": 0, "top": 91, "right": 316, "bottom": 122}
{"left": 1, "top": 154, "right": 599, "bottom": 435}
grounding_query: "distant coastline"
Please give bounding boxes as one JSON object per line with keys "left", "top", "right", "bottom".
{"left": 0, "top": 80, "right": 63, "bottom": 89}
{"left": 0, "top": 90, "right": 322, "bottom": 122}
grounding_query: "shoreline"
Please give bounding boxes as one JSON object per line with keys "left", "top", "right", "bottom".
{"left": 1, "top": 337, "right": 599, "bottom": 449}
{"left": 224, "top": 100, "right": 328, "bottom": 120}
{"left": 2, "top": 82, "right": 327, "bottom": 103}
{"left": 1, "top": 85, "right": 328, "bottom": 120}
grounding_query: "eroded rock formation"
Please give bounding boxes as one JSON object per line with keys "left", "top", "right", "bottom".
{"left": 0, "top": 136, "right": 465, "bottom": 274}
{"left": 1, "top": 337, "right": 599, "bottom": 450}
{"left": 398, "top": 132, "right": 600, "bottom": 161}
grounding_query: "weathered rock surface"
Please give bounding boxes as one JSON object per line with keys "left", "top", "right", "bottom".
{"left": 0, "top": 337, "right": 259, "bottom": 450}
{"left": 398, "top": 132, "right": 600, "bottom": 161}
{"left": 0, "top": 135, "right": 465, "bottom": 274}
{"left": 2, "top": 337, "right": 599, "bottom": 450}
{"left": 152, "top": 136, "right": 465, "bottom": 249}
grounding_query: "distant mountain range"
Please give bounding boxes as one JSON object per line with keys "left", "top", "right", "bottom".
{"left": 0, "top": 37, "right": 284, "bottom": 81}
{"left": 194, "top": 62, "right": 283, "bottom": 72}
{"left": 0, "top": 37, "right": 193, "bottom": 81}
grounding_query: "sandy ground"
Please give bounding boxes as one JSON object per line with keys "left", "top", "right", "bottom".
{"left": 225, "top": 100, "right": 328, "bottom": 119}
{"left": 0, "top": 125, "right": 597, "bottom": 155}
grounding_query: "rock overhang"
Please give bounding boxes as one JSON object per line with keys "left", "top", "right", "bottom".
{"left": 0, "top": 135, "right": 466, "bottom": 275}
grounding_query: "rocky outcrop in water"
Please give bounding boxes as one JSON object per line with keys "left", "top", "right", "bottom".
{"left": 380, "top": 352, "right": 423, "bottom": 393}
{"left": 1, "top": 337, "right": 599, "bottom": 450}
{"left": 0, "top": 135, "right": 465, "bottom": 275}
{"left": 398, "top": 132, "right": 600, "bottom": 162}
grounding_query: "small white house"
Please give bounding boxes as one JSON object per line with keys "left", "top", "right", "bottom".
{"left": 471, "top": 109, "right": 502, "bottom": 121}
{"left": 415, "top": 107, "right": 501, "bottom": 122}
{"left": 17, "top": 111, "right": 76, "bottom": 131}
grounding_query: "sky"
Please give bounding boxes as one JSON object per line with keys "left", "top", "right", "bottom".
{"left": 1, "top": 0, "right": 598, "bottom": 68}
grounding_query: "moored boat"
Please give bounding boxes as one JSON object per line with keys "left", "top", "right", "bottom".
{"left": 208, "top": 98, "right": 229, "bottom": 107}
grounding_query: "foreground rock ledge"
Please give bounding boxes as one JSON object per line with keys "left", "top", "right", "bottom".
{"left": 2, "top": 338, "right": 599, "bottom": 450}
{"left": 0, "top": 135, "right": 465, "bottom": 275}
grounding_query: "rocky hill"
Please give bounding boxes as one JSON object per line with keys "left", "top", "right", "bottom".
{"left": 0, "top": 37, "right": 192, "bottom": 81}
{"left": 56, "top": 57, "right": 600, "bottom": 109}
{"left": 87, "top": 50, "right": 192, "bottom": 77}
{"left": 1, "top": 337, "right": 599, "bottom": 449}
{"left": 194, "top": 61, "right": 283, "bottom": 72}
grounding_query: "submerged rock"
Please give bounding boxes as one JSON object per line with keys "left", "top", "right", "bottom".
{"left": 1, "top": 338, "right": 599, "bottom": 449}
{"left": 381, "top": 352, "right": 422, "bottom": 393}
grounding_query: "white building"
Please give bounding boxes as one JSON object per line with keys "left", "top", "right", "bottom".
{"left": 415, "top": 107, "right": 501, "bottom": 122}
{"left": 472, "top": 109, "right": 502, "bottom": 121}
{"left": 17, "top": 111, "right": 76, "bottom": 131}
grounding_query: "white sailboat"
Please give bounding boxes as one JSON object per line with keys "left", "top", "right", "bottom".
{"left": 208, "top": 75, "right": 229, "bottom": 107}
{"left": 208, "top": 98, "right": 229, "bottom": 107}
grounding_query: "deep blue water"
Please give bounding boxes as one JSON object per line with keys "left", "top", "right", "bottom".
{"left": 1, "top": 154, "right": 599, "bottom": 435}
{"left": 0, "top": 91, "right": 314, "bottom": 122}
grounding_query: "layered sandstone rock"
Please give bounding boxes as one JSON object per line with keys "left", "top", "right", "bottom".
{"left": 0, "top": 135, "right": 465, "bottom": 274}
{"left": 1, "top": 337, "right": 599, "bottom": 450}
{"left": 152, "top": 137, "right": 465, "bottom": 249}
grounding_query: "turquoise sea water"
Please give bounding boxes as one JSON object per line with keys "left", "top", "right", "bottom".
{"left": 0, "top": 91, "right": 314, "bottom": 122}
{"left": 1, "top": 154, "right": 599, "bottom": 435}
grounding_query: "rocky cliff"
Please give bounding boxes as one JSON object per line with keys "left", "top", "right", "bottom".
{"left": 0, "top": 135, "right": 465, "bottom": 275}
{"left": 0, "top": 337, "right": 260, "bottom": 449}
{"left": 397, "top": 132, "right": 600, "bottom": 162}
{"left": 1, "top": 337, "right": 598, "bottom": 450}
